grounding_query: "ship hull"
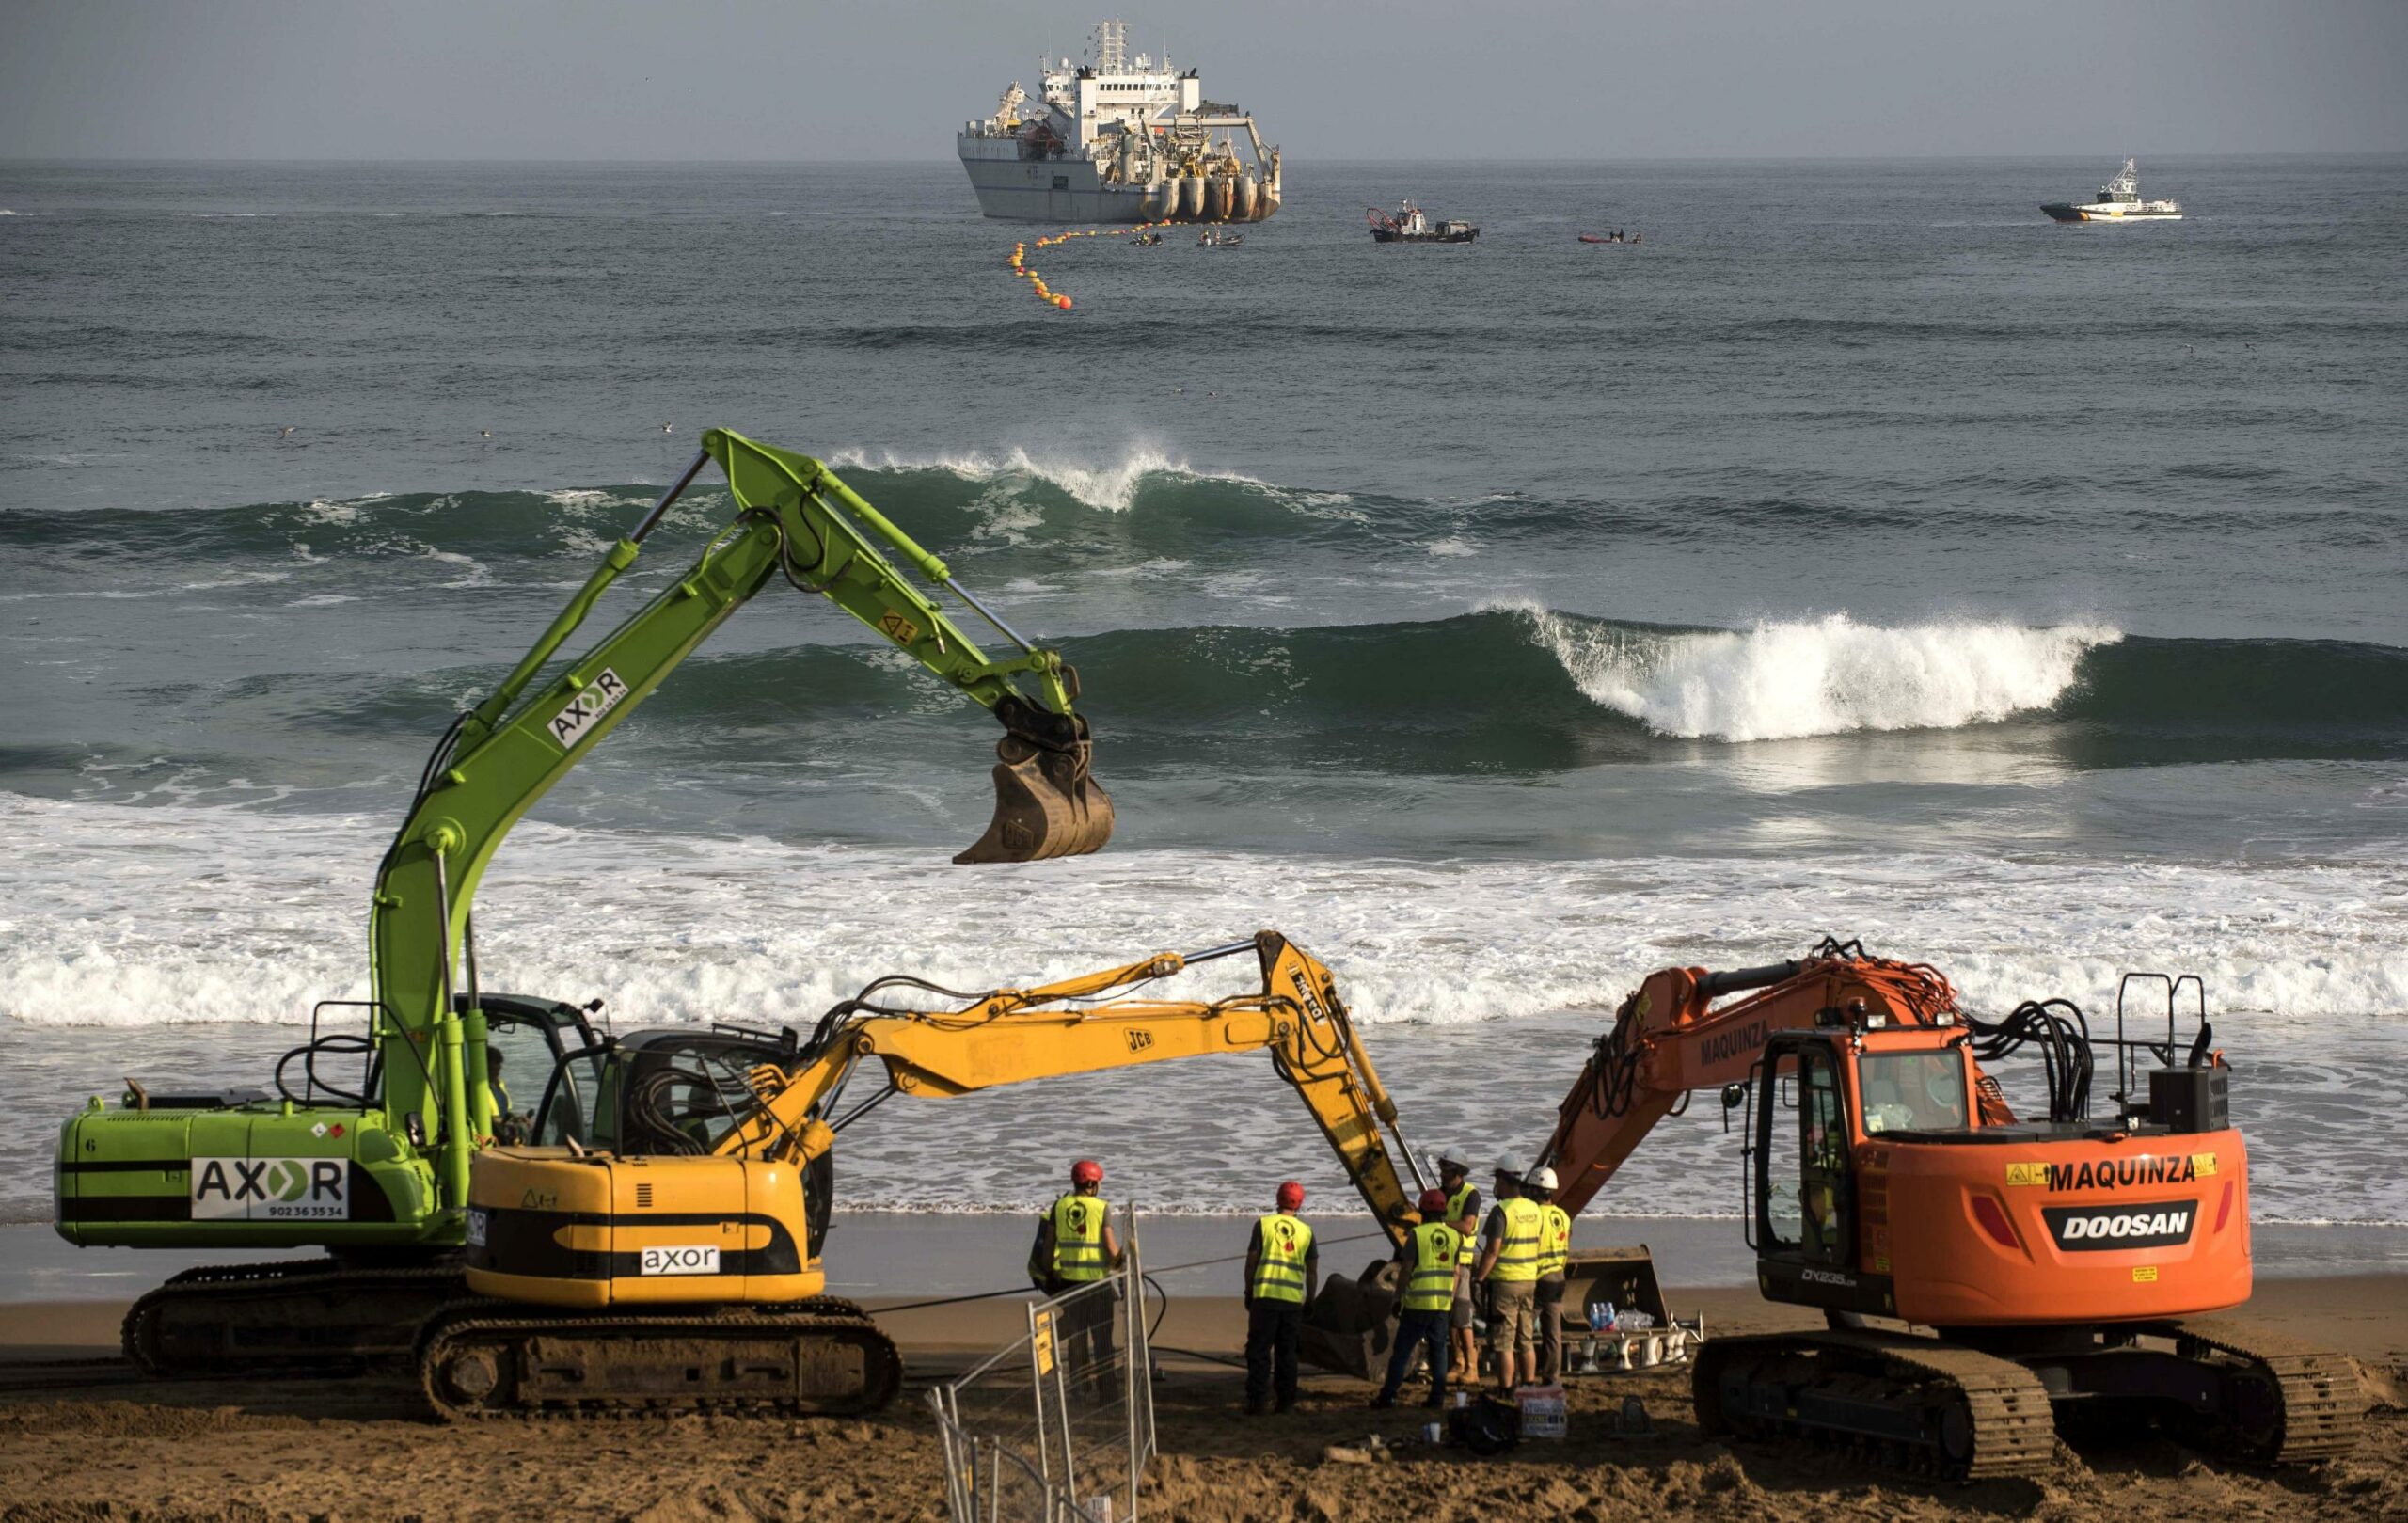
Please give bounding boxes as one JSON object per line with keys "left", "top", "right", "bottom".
{"left": 959, "top": 146, "right": 1163, "bottom": 223}
{"left": 2041, "top": 202, "right": 2182, "bottom": 223}
{"left": 958, "top": 137, "right": 1276, "bottom": 225}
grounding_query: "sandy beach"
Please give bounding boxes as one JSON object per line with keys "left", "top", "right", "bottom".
{"left": 0, "top": 1269, "right": 2400, "bottom": 1522}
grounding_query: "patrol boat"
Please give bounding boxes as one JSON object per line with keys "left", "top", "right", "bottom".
{"left": 2042, "top": 158, "right": 2182, "bottom": 222}
{"left": 957, "top": 20, "right": 1281, "bottom": 224}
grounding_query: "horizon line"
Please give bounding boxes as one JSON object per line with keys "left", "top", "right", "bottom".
{"left": 7, "top": 150, "right": 2407, "bottom": 168}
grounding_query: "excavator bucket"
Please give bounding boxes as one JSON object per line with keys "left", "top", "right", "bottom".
{"left": 955, "top": 726, "right": 1115, "bottom": 865}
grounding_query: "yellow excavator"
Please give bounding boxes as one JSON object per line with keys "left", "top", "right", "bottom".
{"left": 417, "top": 929, "right": 1429, "bottom": 1416}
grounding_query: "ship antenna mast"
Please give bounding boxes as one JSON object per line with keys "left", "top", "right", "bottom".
{"left": 1095, "top": 19, "right": 1127, "bottom": 73}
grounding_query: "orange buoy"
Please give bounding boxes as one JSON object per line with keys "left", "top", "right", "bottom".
{"left": 1054, "top": 294, "right": 1072, "bottom": 309}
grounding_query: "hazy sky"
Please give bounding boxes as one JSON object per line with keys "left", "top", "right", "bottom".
{"left": 4, "top": 0, "right": 2403, "bottom": 161}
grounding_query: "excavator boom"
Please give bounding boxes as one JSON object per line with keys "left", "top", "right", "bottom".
{"left": 1541, "top": 941, "right": 1965, "bottom": 1214}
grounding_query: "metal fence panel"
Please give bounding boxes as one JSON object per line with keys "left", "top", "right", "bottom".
{"left": 930, "top": 1206, "right": 1155, "bottom": 1523}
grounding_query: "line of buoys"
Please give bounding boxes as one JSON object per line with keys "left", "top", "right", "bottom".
{"left": 1006, "top": 220, "right": 1174, "bottom": 312}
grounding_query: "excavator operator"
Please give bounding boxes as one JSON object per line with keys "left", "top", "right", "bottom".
{"left": 1031, "top": 1158, "right": 1122, "bottom": 1398}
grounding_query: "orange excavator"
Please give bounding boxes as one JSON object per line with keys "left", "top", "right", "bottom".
{"left": 1535, "top": 937, "right": 2363, "bottom": 1480}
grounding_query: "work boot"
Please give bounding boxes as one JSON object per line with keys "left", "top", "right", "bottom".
{"left": 1369, "top": 1393, "right": 1396, "bottom": 1410}
{"left": 1243, "top": 1398, "right": 1266, "bottom": 1417}
{"left": 1275, "top": 1396, "right": 1295, "bottom": 1415}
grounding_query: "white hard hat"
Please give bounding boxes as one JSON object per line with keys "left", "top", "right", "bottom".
{"left": 1529, "top": 1166, "right": 1559, "bottom": 1191}
{"left": 1435, "top": 1147, "right": 1469, "bottom": 1171}
{"left": 1493, "top": 1151, "right": 1527, "bottom": 1178}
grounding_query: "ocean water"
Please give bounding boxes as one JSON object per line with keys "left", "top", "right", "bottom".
{"left": 1, "top": 158, "right": 2403, "bottom": 1240}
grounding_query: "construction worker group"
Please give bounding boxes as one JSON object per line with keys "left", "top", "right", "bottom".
{"left": 1037, "top": 1150, "right": 1573, "bottom": 1416}
{"left": 1374, "top": 1149, "right": 1571, "bottom": 1409}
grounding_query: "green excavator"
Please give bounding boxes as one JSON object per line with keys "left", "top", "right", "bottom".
{"left": 54, "top": 428, "right": 1114, "bottom": 1373}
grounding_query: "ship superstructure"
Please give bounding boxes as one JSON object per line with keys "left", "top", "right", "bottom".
{"left": 958, "top": 20, "right": 1281, "bottom": 224}
{"left": 2042, "top": 158, "right": 2182, "bottom": 222}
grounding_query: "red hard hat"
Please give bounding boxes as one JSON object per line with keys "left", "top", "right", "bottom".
{"left": 1275, "top": 1180, "right": 1306, "bottom": 1211}
{"left": 1418, "top": 1188, "right": 1449, "bottom": 1215}
{"left": 1071, "top": 1159, "right": 1103, "bottom": 1187}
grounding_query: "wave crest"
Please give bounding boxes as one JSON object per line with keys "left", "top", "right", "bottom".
{"left": 1514, "top": 607, "right": 2122, "bottom": 741}
{"left": 823, "top": 444, "right": 1259, "bottom": 515}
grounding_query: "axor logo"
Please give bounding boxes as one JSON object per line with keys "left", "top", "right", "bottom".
{"left": 190, "top": 1157, "right": 349, "bottom": 1221}
{"left": 640, "top": 1245, "right": 721, "bottom": 1277}
{"left": 2042, "top": 1200, "right": 2195, "bottom": 1253}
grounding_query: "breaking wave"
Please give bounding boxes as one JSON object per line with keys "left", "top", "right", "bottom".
{"left": 171, "top": 610, "right": 2408, "bottom": 775}
{"left": 1515, "top": 606, "right": 2121, "bottom": 741}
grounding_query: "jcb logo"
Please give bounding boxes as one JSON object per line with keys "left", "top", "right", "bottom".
{"left": 1125, "top": 1029, "right": 1154, "bottom": 1052}
{"left": 191, "top": 1157, "right": 349, "bottom": 1221}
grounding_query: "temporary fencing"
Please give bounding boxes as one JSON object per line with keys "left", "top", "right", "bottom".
{"left": 929, "top": 1205, "right": 1157, "bottom": 1523}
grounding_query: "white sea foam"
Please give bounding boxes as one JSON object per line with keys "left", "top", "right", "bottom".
{"left": 2, "top": 795, "right": 2399, "bottom": 1033}
{"left": 1512, "top": 606, "right": 2121, "bottom": 740}
{"left": 825, "top": 444, "right": 1262, "bottom": 514}
{"left": 1, "top": 795, "right": 2401, "bottom": 1224}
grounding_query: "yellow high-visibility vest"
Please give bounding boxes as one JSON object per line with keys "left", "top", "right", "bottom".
{"left": 1485, "top": 1197, "right": 1544, "bottom": 1283}
{"left": 1250, "top": 1214, "right": 1315, "bottom": 1304}
{"left": 1050, "top": 1193, "right": 1110, "bottom": 1283}
{"left": 1402, "top": 1222, "right": 1462, "bottom": 1312}
{"left": 1446, "top": 1182, "right": 1479, "bottom": 1268}
{"left": 1538, "top": 1203, "right": 1572, "bottom": 1278}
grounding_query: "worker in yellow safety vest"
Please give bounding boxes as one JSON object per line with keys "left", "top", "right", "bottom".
{"left": 1473, "top": 1152, "right": 1543, "bottom": 1393}
{"left": 1434, "top": 1148, "right": 1481, "bottom": 1386}
{"left": 1529, "top": 1165, "right": 1573, "bottom": 1384}
{"left": 1371, "top": 1187, "right": 1463, "bottom": 1409}
{"left": 1240, "top": 1180, "right": 1320, "bottom": 1415}
{"left": 1032, "top": 1158, "right": 1123, "bottom": 1396}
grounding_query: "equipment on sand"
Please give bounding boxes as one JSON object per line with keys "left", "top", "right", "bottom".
{"left": 1531, "top": 937, "right": 2362, "bottom": 1479}
{"left": 420, "top": 929, "right": 1425, "bottom": 1416}
{"left": 56, "top": 428, "right": 1114, "bottom": 1376}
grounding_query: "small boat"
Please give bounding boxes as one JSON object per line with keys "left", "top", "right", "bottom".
{"left": 2042, "top": 158, "right": 2181, "bottom": 222}
{"left": 1578, "top": 230, "right": 1640, "bottom": 245}
{"left": 1367, "top": 201, "right": 1477, "bottom": 244}
{"left": 1197, "top": 227, "right": 1244, "bottom": 246}
{"left": 1133, "top": 230, "right": 1163, "bottom": 246}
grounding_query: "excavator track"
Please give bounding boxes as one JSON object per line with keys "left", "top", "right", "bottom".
{"left": 1694, "top": 1328, "right": 2058, "bottom": 1482}
{"left": 416, "top": 1295, "right": 903, "bottom": 1420}
{"left": 122, "top": 1258, "right": 467, "bottom": 1376}
{"left": 2144, "top": 1317, "right": 2366, "bottom": 1465}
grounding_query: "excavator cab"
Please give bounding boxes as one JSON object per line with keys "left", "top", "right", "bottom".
{"left": 1738, "top": 1010, "right": 2264, "bottom": 1329}
{"left": 1741, "top": 1027, "right": 1974, "bottom": 1318}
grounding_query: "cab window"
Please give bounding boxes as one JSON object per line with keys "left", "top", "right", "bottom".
{"left": 1858, "top": 1049, "right": 1970, "bottom": 1134}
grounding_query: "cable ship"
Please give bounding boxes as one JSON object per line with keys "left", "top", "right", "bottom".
{"left": 957, "top": 20, "right": 1282, "bottom": 225}
{"left": 2041, "top": 159, "right": 2182, "bottom": 223}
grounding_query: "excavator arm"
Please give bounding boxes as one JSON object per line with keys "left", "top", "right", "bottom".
{"left": 370, "top": 428, "right": 1114, "bottom": 1212}
{"left": 1539, "top": 939, "right": 1970, "bottom": 1216}
{"left": 720, "top": 930, "right": 1427, "bottom": 1242}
